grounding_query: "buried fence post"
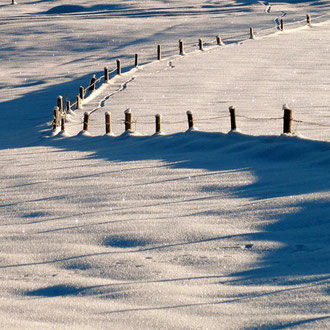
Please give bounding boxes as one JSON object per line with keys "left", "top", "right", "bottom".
{"left": 76, "top": 95, "right": 82, "bottom": 109}
{"left": 57, "top": 95, "right": 63, "bottom": 113}
{"left": 179, "top": 40, "right": 184, "bottom": 55}
{"left": 198, "top": 39, "right": 204, "bottom": 51}
{"left": 66, "top": 99, "right": 71, "bottom": 113}
{"left": 186, "top": 111, "right": 194, "bottom": 130}
{"left": 216, "top": 35, "right": 224, "bottom": 46}
{"left": 124, "top": 108, "right": 132, "bottom": 131}
{"left": 89, "top": 74, "right": 96, "bottom": 91}
{"left": 155, "top": 114, "right": 162, "bottom": 134}
{"left": 83, "top": 112, "right": 90, "bottom": 132}
{"left": 229, "top": 106, "right": 237, "bottom": 131}
{"left": 280, "top": 19, "right": 284, "bottom": 31}
{"left": 61, "top": 116, "right": 65, "bottom": 132}
{"left": 157, "top": 45, "right": 162, "bottom": 61}
{"left": 53, "top": 106, "right": 60, "bottom": 130}
{"left": 135, "top": 54, "right": 139, "bottom": 68}
{"left": 307, "top": 14, "right": 312, "bottom": 26}
{"left": 104, "top": 67, "right": 109, "bottom": 82}
{"left": 105, "top": 112, "right": 112, "bottom": 134}
{"left": 249, "top": 27, "right": 255, "bottom": 39}
{"left": 117, "top": 59, "right": 121, "bottom": 75}
{"left": 79, "top": 86, "right": 85, "bottom": 100}
{"left": 283, "top": 104, "right": 292, "bottom": 134}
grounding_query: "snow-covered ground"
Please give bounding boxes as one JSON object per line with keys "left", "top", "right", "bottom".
{"left": 0, "top": 1, "right": 329, "bottom": 329}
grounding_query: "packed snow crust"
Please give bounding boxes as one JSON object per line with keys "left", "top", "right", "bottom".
{"left": 0, "top": 1, "right": 329, "bottom": 329}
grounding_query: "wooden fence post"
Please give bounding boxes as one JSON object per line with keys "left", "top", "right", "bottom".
{"left": 66, "top": 99, "right": 71, "bottom": 113}
{"left": 187, "top": 111, "right": 194, "bottom": 129}
{"left": 307, "top": 14, "right": 311, "bottom": 26}
{"left": 249, "top": 27, "right": 255, "bottom": 39}
{"left": 79, "top": 86, "right": 85, "bottom": 100}
{"left": 104, "top": 67, "right": 109, "bottom": 82}
{"left": 105, "top": 112, "right": 112, "bottom": 135}
{"left": 89, "top": 74, "right": 96, "bottom": 91}
{"left": 283, "top": 104, "right": 292, "bottom": 134}
{"left": 280, "top": 19, "right": 284, "bottom": 31}
{"left": 199, "top": 39, "right": 204, "bottom": 51}
{"left": 117, "top": 59, "right": 121, "bottom": 75}
{"left": 61, "top": 116, "right": 65, "bottom": 132}
{"left": 155, "top": 114, "right": 162, "bottom": 134}
{"left": 57, "top": 95, "right": 63, "bottom": 113}
{"left": 216, "top": 35, "right": 224, "bottom": 46}
{"left": 179, "top": 40, "right": 184, "bottom": 55}
{"left": 53, "top": 106, "right": 60, "bottom": 130}
{"left": 157, "top": 45, "right": 162, "bottom": 61}
{"left": 83, "top": 112, "right": 90, "bottom": 132}
{"left": 229, "top": 106, "right": 237, "bottom": 131}
{"left": 76, "top": 95, "right": 81, "bottom": 109}
{"left": 124, "top": 108, "right": 132, "bottom": 131}
{"left": 135, "top": 54, "right": 139, "bottom": 68}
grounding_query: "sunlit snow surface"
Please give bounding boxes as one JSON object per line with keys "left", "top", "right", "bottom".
{"left": 0, "top": 1, "right": 329, "bottom": 329}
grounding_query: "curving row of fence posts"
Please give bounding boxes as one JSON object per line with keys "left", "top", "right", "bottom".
{"left": 53, "top": 104, "right": 306, "bottom": 137}
{"left": 52, "top": 14, "right": 330, "bottom": 139}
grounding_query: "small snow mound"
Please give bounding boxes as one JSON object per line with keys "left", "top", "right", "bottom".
{"left": 227, "top": 129, "right": 242, "bottom": 135}
{"left": 153, "top": 131, "right": 166, "bottom": 137}
{"left": 118, "top": 130, "right": 143, "bottom": 138}
{"left": 57, "top": 130, "right": 71, "bottom": 138}
{"left": 104, "top": 132, "right": 116, "bottom": 137}
{"left": 186, "top": 127, "right": 199, "bottom": 132}
{"left": 280, "top": 131, "right": 304, "bottom": 139}
{"left": 77, "top": 130, "right": 91, "bottom": 137}
{"left": 50, "top": 128, "right": 61, "bottom": 137}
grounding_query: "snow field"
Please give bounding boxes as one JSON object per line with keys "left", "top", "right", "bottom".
{"left": 0, "top": 1, "right": 329, "bottom": 329}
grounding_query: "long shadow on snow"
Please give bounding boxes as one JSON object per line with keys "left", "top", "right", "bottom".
{"left": 46, "top": 131, "right": 330, "bottom": 285}
{"left": 41, "top": 3, "right": 252, "bottom": 17}
{"left": 0, "top": 67, "right": 137, "bottom": 150}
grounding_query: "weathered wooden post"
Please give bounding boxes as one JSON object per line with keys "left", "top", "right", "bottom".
{"left": 199, "top": 39, "right": 204, "bottom": 51}
{"left": 307, "top": 14, "right": 311, "bottom": 26}
{"left": 187, "top": 111, "right": 194, "bottom": 130}
{"left": 79, "top": 86, "right": 85, "bottom": 100}
{"left": 61, "top": 116, "right": 65, "bottom": 132}
{"left": 105, "top": 112, "right": 112, "bottom": 135}
{"left": 280, "top": 19, "right": 284, "bottom": 31}
{"left": 157, "top": 45, "right": 162, "bottom": 61}
{"left": 249, "top": 27, "right": 255, "bottom": 39}
{"left": 216, "top": 35, "right": 224, "bottom": 46}
{"left": 83, "top": 112, "right": 90, "bottom": 132}
{"left": 104, "top": 67, "right": 109, "bottom": 82}
{"left": 57, "top": 95, "right": 63, "bottom": 113}
{"left": 135, "top": 54, "right": 139, "bottom": 68}
{"left": 124, "top": 108, "right": 132, "bottom": 131}
{"left": 229, "top": 106, "right": 237, "bottom": 131}
{"left": 155, "top": 114, "right": 162, "bottom": 134}
{"left": 117, "top": 59, "right": 121, "bottom": 75}
{"left": 89, "top": 74, "right": 96, "bottom": 91}
{"left": 283, "top": 104, "right": 292, "bottom": 134}
{"left": 66, "top": 99, "right": 71, "bottom": 113}
{"left": 76, "top": 95, "right": 81, "bottom": 109}
{"left": 53, "top": 106, "right": 60, "bottom": 130}
{"left": 179, "top": 40, "right": 184, "bottom": 55}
